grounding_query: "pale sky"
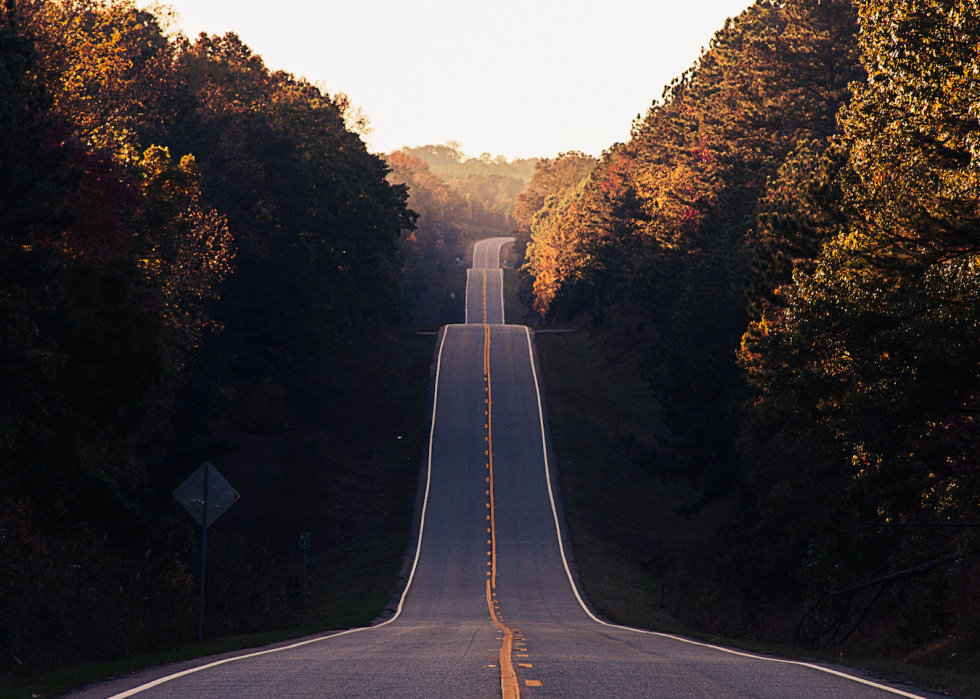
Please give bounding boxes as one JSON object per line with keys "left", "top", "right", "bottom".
{"left": 153, "top": 0, "right": 755, "bottom": 160}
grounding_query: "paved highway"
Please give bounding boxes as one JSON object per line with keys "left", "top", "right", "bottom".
{"left": 79, "top": 239, "right": 943, "bottom": 699}
{"left": 466, "top": 237, "right": 510, "bottom": 324}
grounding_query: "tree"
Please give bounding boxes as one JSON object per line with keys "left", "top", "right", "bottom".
{"left": 515, "top": 151, "right": 596, "bottom": 313}
{"left": 737, "top": 0, "right": 980, "bottom": 600}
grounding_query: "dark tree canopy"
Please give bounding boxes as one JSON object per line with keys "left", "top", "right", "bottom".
{"left": 0, "top": 0, "right": 414, "bottom": 671}
{"left": 516, "top": 0, "right": 980, "bottom": 652}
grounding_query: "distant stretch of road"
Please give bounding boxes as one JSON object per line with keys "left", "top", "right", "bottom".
{"left": 81, "top": 238, "right": 942, "bottom": 699}
{"left": 466, "top": 237, "right": 510, "bottom": 324}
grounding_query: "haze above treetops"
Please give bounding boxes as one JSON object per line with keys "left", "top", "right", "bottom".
{"left": 147, "top": 0, "right": 757, "bottom": 162}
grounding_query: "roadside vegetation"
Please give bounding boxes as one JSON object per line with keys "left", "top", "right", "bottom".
{"left": 385, "top": 149, "right": 525, "bottom": 326}
{"left": 0, "top": 0, "right": 454, "bottom": 693}
{"left": 536, "top": 328, "right": 980, "bottom": 699}
{"left": 518, "top": 0, "right": 980, "bottom": 692}
{"left": 6, "top": 0, "right": 979, "bottom": 694}
{"left": 1, "top": 341, "right": 432, "bottom": 699}
{"left": 401, "top": 142, "right": 537, "bottom": 235}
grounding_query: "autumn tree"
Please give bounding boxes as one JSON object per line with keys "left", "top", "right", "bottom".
{"left": 171, "top": 32, "right": 413, "bottom": 423}
{"left": 385, "top": 151, "right": 459, "bottom": 322}
{"left": 736, "top": 0, "right": 980, "bottom": 605}
{"left": 515, "top": 151, "right": 596, "bottom": 313}
{"left": 516, "top": 0, "right": 862, "bottom": 507}
{"left": 1, "top": 2, "right": 415, "bottom": 672}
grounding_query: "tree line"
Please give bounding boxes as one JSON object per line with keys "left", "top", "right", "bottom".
{"left": 402, "top": 142, "right": 536, "bottom": 233}
{"left": 1, "top": 0, "right": 418, "bottom": 674}
{"left": 517, "top": 0, "right": 980, "bottom": 653}
{"left": 388, "top": 145, "right": 536, "bottom": 324}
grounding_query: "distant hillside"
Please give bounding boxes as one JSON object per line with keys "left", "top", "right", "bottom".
{"left": 402, "top": 142, "right": 538, "bottom": 182}
{"left": 397, "top": 143, "right": 537, "bottom": 234}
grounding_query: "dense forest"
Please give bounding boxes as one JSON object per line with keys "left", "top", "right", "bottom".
{"left": 388, "top": 145, "right": 535, "bottom": 324}
{"left": 518, "top": 0, "right": 980, "bottom": 658}
{"left": 0, "top": 0, "right": 427, "bottom": 677}
{"left": 5, "top": 0, "right": 978, "bottom": 686}
{"left": 385, "top": 151, "right": 465, "bottom": 324}
{"left": 402, "top": 142, "right": 536, "bottom": 233}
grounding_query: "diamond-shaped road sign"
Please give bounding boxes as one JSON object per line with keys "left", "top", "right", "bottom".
{"left": 173, "top": 461, "right": 240, "bottom": 528}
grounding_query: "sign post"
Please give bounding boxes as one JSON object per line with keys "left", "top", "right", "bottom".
{"left": 300, "top": 532, "right": 310, "bottom": 625}
{"left": 199, "top": 464, "right": 209, "bottom": 642}
{"left": 173, "top": 462, "right": 240, "bottom": 642}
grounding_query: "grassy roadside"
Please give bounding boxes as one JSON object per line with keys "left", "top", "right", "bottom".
{"left": 2, "top": 621, "right": 359, "bottom": 699}
{"left": 3, "top": 328, "right": 439, "bottom": 699}
{"left": 534, "top": 328, "right": 980, "bottom": 699}
{"left": 534, "top": 329, "right": 730, "bottom": 631}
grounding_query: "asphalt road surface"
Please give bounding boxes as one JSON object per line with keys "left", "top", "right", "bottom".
{"left": 80, "top": 239, "right": 944, "bottom": 699}
{"left": 466, "top": 237, "right": 510, "bottom": 324}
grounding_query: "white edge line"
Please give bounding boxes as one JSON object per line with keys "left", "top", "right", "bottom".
{"left": 499, "top": 269, "right": 505, "bottom": 325}
{"left": 107, "top": 328, "right": 451, "bottom": 699}
{"left": 493, "top": 237, "right": 512, "bottom": 325}
{"left": 522, "top": 326, "right": 930, "bottom": 699}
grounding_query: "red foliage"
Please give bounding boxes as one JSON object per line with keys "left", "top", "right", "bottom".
{"left": 691, "top": 140, "right": 713, "bottom": 167}
{"left": 596, "top": 154, "right": 633, "bottom": 197}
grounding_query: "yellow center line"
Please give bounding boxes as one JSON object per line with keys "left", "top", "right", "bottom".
{"left": 480, "top": 239, "right": 525, "bottom": 699}
{"left": 485, "top": 322, "right": 496, "bottom": 587}
{"left": 487, "top": 579, "right": 520, "bottom": 699}
{"left": 482, "top": 267, "right": 488, "bottom": 324}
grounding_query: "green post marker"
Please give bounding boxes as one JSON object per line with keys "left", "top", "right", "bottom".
{"left": 300, "top": 532, "right": 310, "bottom": 625}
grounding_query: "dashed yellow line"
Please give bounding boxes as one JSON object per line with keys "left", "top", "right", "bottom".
{"left": 483, "top": 285, "right": 516, "bottom": 697}
{"left": 480, "top": 241, "right": 534, "bottom": 699}
{"left": 485, "top": 321, "right": 496, "bottom": 588}
{"left": 487, "top": 579, "right": 519, "bottom": 699}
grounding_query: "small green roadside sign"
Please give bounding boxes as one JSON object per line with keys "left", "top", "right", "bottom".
{"left": 300, "top": 532, "right": 310, "bottom": 549}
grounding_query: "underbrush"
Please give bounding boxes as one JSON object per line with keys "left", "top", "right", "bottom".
{"left": 536, "top": 325, "right": 980, "bottom": 699}
{"left": 0, "top": 328, "right": 438, "bottom": 699}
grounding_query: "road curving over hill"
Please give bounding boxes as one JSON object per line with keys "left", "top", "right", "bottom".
{"left": 465, "top": 237, "right": 510, "bottom": 324}
{"left": 80, "top": 238, "right": 945, "bottom": 699}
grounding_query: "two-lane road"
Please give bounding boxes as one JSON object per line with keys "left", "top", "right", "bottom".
{"left": 466, "top": 237, "right": 510, "bottom": 324}
{"left": 80, "top": 239, "right": 943, "bottom": 699}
